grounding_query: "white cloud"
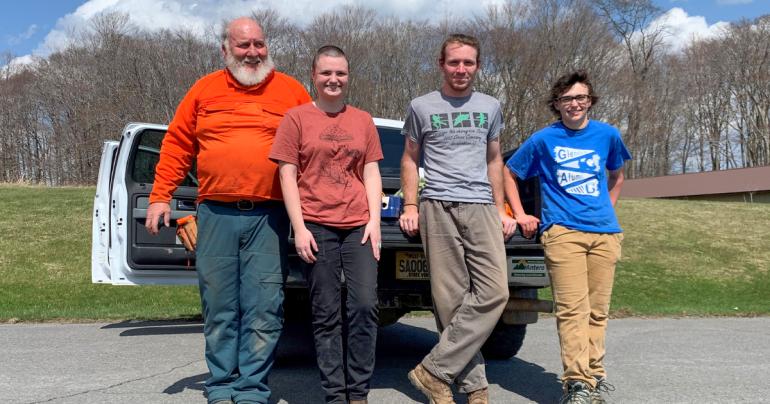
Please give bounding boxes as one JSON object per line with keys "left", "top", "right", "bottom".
{"left": 0, "top": 54, "right": 42, "bottom": 76}
{"left": 647, "top": 7, "right": 731, "bottom": 53}
{"left": 29, "top": 0, "right": 514, "bottom": 57}
{"left": 5, "top": 24, "right": 39, "bottom": 46}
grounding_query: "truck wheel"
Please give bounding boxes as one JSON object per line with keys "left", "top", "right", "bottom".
{"left": 377, "top": 309, "right": 407, "bottom": 327}
{"left": 481, "top": 322, "right": 527, "bottom": 360}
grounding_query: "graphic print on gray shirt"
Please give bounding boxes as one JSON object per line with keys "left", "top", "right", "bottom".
{"left": 402, "top": 90, "right": 504, "bottom": 204}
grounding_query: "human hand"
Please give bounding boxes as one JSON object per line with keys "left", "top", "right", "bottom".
{"left": 517, "top": 214, "right": 540, "bottom": 239}
{"left": 362, "top": 220, "right": 381, "bottom": 261}
{"left": 145, "top": 202, "right": 171, "bottom": 235}
{"left": 501, "top": 213, "right": 517, "bottom": 241}
{"left": 294, "top": 227, "right": 318, "bottom": 263}
{"left": 399, "top": 205, "right": 419, "bottom": 237}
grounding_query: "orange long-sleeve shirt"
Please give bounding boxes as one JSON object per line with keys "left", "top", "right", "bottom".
{"left": 149, "top": 68, "right": 311, "bottom": 204}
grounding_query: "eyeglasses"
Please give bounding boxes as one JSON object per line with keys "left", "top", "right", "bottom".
{"left": 556, "top": 94, "right": 591, "bottom": 105}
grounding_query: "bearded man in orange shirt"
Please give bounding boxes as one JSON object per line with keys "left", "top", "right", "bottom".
{"left": 145, "top": 16, "right": 310, "bottom": 404}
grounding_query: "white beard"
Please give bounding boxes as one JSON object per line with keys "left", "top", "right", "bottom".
{"left": 225, "top": 53, "right": 275, "bottom": 87}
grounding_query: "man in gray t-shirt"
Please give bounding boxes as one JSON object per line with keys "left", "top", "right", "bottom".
{"left": 400, "top": 34, "right": 516, "bottom": 404}
{"left": 404, "top": 91, "right": 504, "bottom": 203}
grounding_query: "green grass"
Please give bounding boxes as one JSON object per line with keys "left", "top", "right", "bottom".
{"left": 1, "top": 185, "right": 769, "bottom": 322}
{"left": 536, "top": 198, "right": 770, "bottom": 317}
{"left": 0, "top": 184, "right": 200, "bottom": 322}
{"left": 611, "top": 198, "right": 770, "bottom": 316}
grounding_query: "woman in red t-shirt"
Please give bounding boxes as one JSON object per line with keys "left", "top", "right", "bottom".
{"left": 269, "top": 45, "right": 383, "bottom": 404}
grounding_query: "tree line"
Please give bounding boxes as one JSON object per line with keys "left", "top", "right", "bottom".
{"left": 0, "top": 0, "right": 768, "bottom": 185}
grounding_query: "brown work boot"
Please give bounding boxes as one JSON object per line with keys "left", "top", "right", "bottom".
{"left": 407, "top": 364, "right": 455, "bottom": 404}
{"left": 467, "top": 387, "right": 489, "bottom": 404}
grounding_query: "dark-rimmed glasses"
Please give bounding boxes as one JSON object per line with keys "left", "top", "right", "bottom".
{"left": 556, "top": 94, "right": 591, "bottom": 105}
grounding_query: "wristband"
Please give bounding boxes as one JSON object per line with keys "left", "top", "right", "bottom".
{"left": 403, "top": 203, "right": 418, "bottom": 208}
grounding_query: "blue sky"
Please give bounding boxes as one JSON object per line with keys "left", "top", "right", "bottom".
{"left": 1, "top": 0, "right": 84, "bottom": 59}
{"left": 655, "top": 0, "right": 768, "bottom": 23}
{"left": 1, "top": 0, "right": 768, "bottom": 64}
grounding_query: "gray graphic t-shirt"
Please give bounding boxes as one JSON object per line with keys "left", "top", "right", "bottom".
{"left": 402, "top": 90, "right": 504, "bottom": 203}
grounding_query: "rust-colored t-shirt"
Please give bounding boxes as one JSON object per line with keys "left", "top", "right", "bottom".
{"left": 270, "top": 103, "right": 383, "bottom": 228}
{"left": 149, "top": 69, "right": 311, "bottom": 204}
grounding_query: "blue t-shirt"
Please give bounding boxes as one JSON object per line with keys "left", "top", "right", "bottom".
{"left": 506, "top": 120, "right": 631, "bottom": 234}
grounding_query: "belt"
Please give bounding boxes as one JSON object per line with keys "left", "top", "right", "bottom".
{"left": 203, "top": 199, "right": 279, "bottom": 211}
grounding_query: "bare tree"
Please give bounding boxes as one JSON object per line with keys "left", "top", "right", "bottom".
{"left": 1, "top": 5, "right": 768, "bottom": 185}
{"left": 591, "top": 0, "right": 666, "bottom": 177}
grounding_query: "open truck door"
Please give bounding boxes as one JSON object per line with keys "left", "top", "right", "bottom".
{"left": 91, "top": 123, "right": 199, "bottom": 285}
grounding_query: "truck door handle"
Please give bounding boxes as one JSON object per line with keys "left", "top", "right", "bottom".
{"left": 177, "top": 200, "right": 196, "bottom": 211}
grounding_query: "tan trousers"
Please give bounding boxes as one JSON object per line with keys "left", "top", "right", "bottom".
{"left": 419, "top": 199, "right": 509, "bottom": 393}
{"left": 541, "top": 224, "right": 623, "bottom": 388}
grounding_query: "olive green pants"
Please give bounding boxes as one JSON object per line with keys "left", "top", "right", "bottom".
{"left": 419, "top": 199, "right": 509, "bottom": 393}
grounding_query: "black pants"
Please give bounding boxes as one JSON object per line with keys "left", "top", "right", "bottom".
{"left": 305, "top": 222, "right": 379, "bottom": 404}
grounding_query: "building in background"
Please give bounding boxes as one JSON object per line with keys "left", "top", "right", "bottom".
{"left": 621, "top": 166, "right": 770, "bottom": 203}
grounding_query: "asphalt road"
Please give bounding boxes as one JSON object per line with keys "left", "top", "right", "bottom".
{"left": 1, "top": 316, "right": 768, "bottom": 403}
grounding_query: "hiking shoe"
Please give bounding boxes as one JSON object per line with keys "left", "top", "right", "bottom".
{"left": 559, "top": 381, "right": 591, "bottom": 404}
{"left": 407, "top": 364, "right": 455, "bottom": 404}
{"left": 467, "top": 387, "right": 489, "bottom": 404}
{"left": 590, "top": 377, "right": 615, "bottom": 404}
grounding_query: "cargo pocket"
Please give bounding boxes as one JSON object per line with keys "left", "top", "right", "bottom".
{"left": 253, "top": 271, "right": 284, "bottom": 331}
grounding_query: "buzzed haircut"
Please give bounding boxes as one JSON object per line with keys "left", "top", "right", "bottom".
{"left": 548, "top": 70, "right": 600, "bottom": 117}
{"left": 439, "top": 34, "right": 481, "bottom": 64}
{"left": 312, "top": 45, "right": 347, "bottom": 70}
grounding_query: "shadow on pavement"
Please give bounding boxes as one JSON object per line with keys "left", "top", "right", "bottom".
{"left": 163, "top": 372, "right": 206, "bottom": 394}
{"left": 106, "top": 318, "right": 560, "bottom": 403}
{"left": 488, "top": 357, "right": 562, "bottom": 403}
{"left": 101, "top": 320, "right": 204, "bottom": 336}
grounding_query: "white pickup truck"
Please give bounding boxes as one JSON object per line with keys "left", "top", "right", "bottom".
{"left": 91, "top": 119, "right": 552, "bottom": 359}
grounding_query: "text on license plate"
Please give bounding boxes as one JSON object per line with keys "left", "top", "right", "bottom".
{"left": 395, "top": 251, "right": 429, "bottom": 280}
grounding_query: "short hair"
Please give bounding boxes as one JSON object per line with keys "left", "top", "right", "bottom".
{"left": 220, "top": 16, "right": 263, "bottom": 47}
{"left": 548, "top": 70, "right": 599, "bottom": 117}
{"left": 439, "top": 34, "right": 481, "bottom": 64}
{"left": 312, "top": 45, "right": 347, "bottom": 70}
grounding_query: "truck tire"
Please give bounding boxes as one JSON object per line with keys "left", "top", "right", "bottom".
{"left": 481, "top": 322, "right": 527, "bottom": 360}
{"left": 377, "top": 308, "right": 408, "bottom": 327}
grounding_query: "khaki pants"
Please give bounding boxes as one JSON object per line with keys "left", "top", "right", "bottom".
{"left": 419, "top": 199, "right": 509, "bottom": 393}
{"left": 541, "top": 224, "right": 623, "bottom": 387}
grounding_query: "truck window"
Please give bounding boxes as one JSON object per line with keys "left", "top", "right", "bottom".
{"left": 130, "top": 129, "right": 197, "bottom": 187}
{"left": 378, "top": 127, "right": 404, "bottom": 178}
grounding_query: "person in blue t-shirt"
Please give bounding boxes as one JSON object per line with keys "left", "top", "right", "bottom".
{"left": 504, "top": 70, "right": 631, "bottom": 404}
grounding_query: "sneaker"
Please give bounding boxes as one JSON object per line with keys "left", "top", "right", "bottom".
{"left": 407, "top": 364, "right": 455, "bottom": 404}
{"left": 559, "top": 381, "right": 591, "bottom": 404}
{"left": 590, "top": 377, "right": 615, "bottom": 404}
{"left": 467, "top": 387, "right": 489, "bottom": 404}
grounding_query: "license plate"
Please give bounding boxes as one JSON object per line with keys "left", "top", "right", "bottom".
{"left": 395, "top": 251, "right": 430, "bottom": 280}
{"left": 507, "top": 257, "right": 548, "bottom": 285}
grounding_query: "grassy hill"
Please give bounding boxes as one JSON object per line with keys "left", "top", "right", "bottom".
{"left": 611, "top": 197, "right": 770, "bottom": 316}
{"left": 0, "top": 184, "right": 768, "bottom": 322}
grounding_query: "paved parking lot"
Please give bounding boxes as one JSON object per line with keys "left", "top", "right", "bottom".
{"left": 1, "top": 317, "right": 768, "bottom": 403}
